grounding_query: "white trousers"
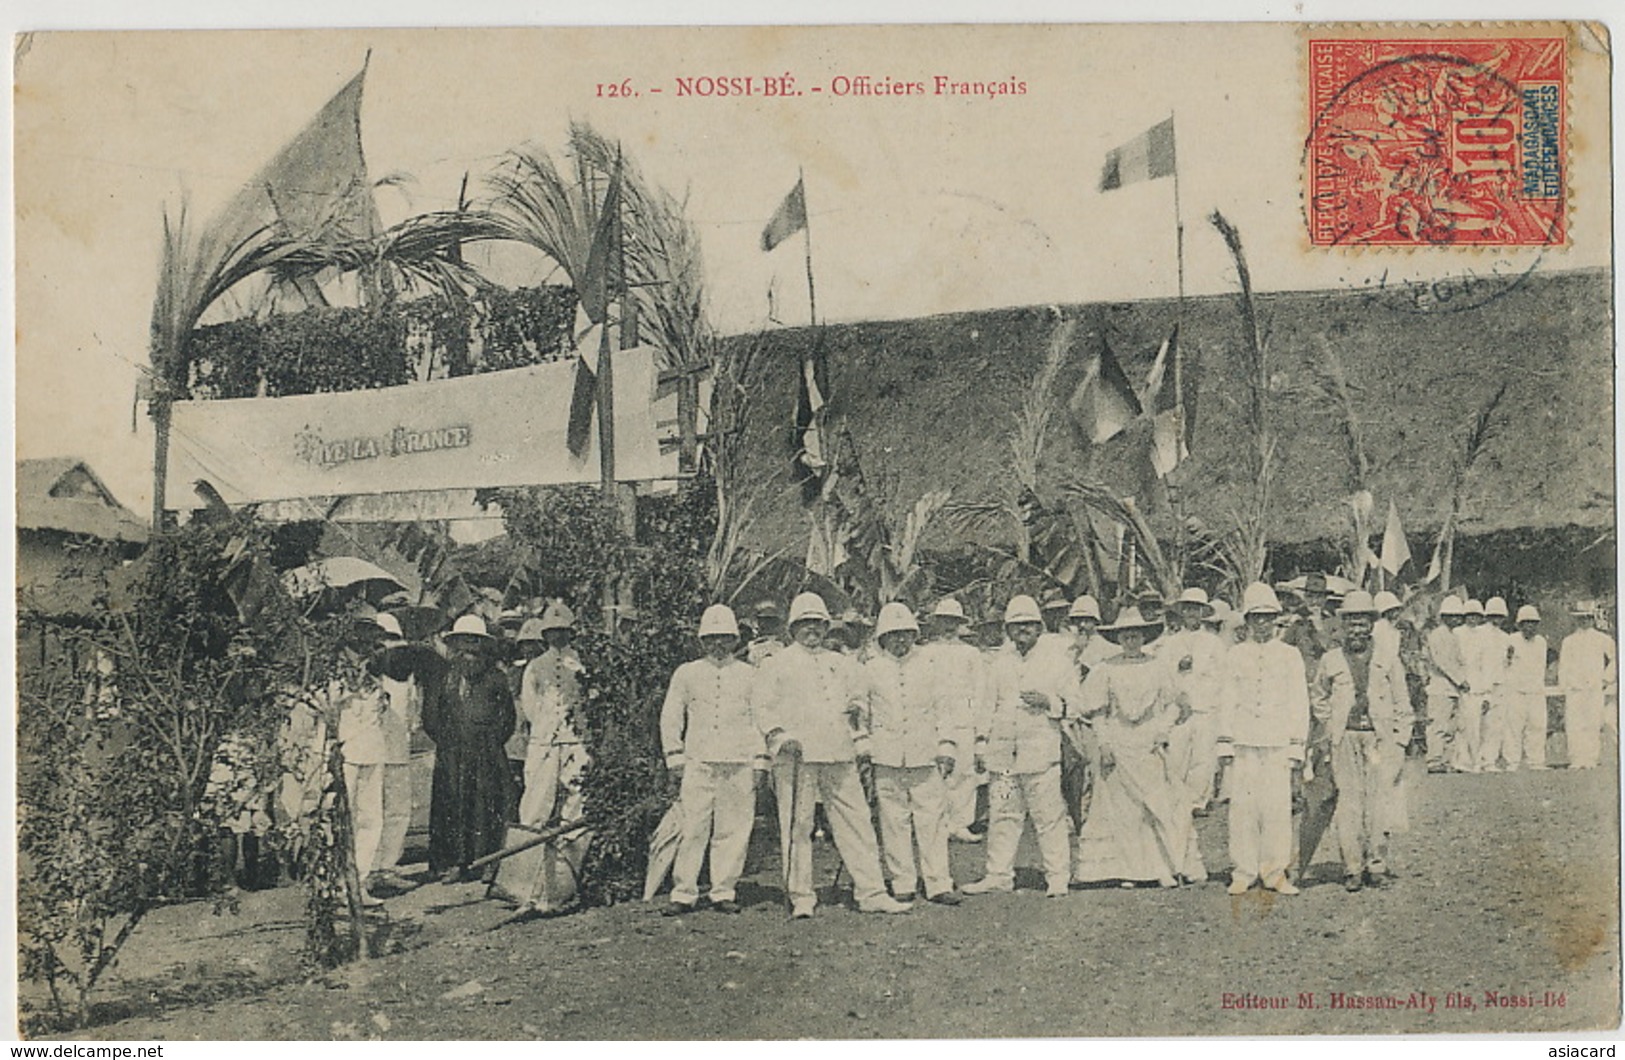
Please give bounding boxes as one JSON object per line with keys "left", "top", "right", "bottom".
{"left": 1425, "top": 688, "right": 1458, "bottom": 768}
{"left": 874, "top": 764, "right": 953, "bottom": 897}
{"left": 1567, "top": 690, "right": 1605, "bottom": 769}
{"left": 671, "top": 762, "right": 757, "bottom": 905}
{"left": 945, "top": 735, "right": 982, "bottom": 833}
{"left": 344, "top": 761, "right": 412, "bottom": 876}
{"left": 1453, "top": 695, "right": 1487, "bottom": 773}
{"left": 983, "top": 765, "right": 1070, "bottom": 891}
{"left": 520, "top": 743, "right": 586, "bottom": 828}
{"left": 1227, "top": 746, "right": 1294, "bottom": 887}
{"left": 1478, "top": 691, "right": 1515, "bottom": 770}
{"left": 1507, "top": 691, "right": 1548, "bottom": 769}
{"left": 775, "top": 759, "right": 888, "bottom": 907}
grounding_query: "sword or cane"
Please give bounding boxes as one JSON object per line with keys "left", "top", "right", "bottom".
{"left": 456, "top": 817, "right": 590, "bottom": 878}
{"left": 782, "top": 750, "right": 802, "bottom": 914}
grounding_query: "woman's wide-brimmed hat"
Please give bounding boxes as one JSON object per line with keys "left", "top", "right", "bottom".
{"left": 1099, "top": 606, "right": 1164, "bottom": 644}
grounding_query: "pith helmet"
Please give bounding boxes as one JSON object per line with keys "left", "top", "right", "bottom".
{"left": 1241, "top": 582, "right": 1283, "bottom": 616}
{"left": 931, "top": 597, "right": 968, "bottom": 622}
{"left": 1068, "top": 594, "right": 1102, "bottom": 621}
{"left": 1373, "top": 591, "right": 1402, "bottom": 615}
{"left": 447, "top": 614, "right": 493, "bottom": 640}
{"left": 539, "top": 601, "right": 576, "bottom": 631}
{"left": 788, "top": 592, "right": 832, "bottom": 625}
{"left": 1337, "top": 590, "right": 1378, "bottom": 616}
{"left": 1516, "top": 605, "right": 1541, "bottom": 624}
{"left": 1439, "top": 595, "right": 1466, "bottom": 617}
{"left": 1464, "top": 599, "right": 1485, "bottom": 617}
{"left": 698, "top": 604, "right": 740, "bottom": 638}
{"left": 1485, "top": 596, "right": 1510, "bottom": 618}
{"left": 1176, "top": 587, "right": 1214, "bottom": 616}
{"left": 1003, "top": 595, "right": 1044, "bottom": 626}
{"left": 374, "top": 612, "right": 408, "bottom": 646}
{"left": 875, "top": 601, "right": 920, "bottom": 638}
{"left": 516, "top": 618, "right": 547, "bottom": 643}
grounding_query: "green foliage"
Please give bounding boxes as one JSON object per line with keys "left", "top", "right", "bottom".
{"left": 17, "top": 519, "right": 354, "bottom": 1031}
{"left": 498, "top": 481, "right": 715, "bottom": 906}
{"left": 185, "top": 286, "right": 575, "bottom": 400}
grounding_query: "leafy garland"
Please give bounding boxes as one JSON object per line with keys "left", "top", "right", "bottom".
{"left": 185, "top": 285, "right": 576, "bottom": 400}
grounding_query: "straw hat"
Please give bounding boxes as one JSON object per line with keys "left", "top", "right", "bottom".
{"left": 1099, "top": 606, "right": 1163, "bottom": 644}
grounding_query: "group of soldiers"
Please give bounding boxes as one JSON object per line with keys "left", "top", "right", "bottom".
{"left": 655, "top": 578, "right": 1619, "bottom": 913}
{"left": 314, "top": 574, "right": 1617, "bottom": 915}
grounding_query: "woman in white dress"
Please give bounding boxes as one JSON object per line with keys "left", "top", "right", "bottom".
{"left": 1072, "top": 607, "right": 1200, "bottom": 888}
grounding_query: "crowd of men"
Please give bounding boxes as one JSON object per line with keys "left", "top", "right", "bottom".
{"left": 317, "top": 577, "right": 1617, "bottom": 915}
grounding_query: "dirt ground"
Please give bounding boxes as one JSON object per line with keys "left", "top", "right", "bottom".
{"left": 28, "top": 759, "right": 1621, "bottom": 1040}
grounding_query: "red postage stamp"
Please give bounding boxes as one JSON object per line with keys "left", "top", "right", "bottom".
{"left": 1306, "top": 37, "right": 1566, "bottom": 247}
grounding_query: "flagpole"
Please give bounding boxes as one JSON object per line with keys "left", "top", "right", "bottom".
{"left": 1167, "top": 111, "right": 1189, "bottom": 582}
{"left": 800, "top": 167, "right": 817, "bottom": 327}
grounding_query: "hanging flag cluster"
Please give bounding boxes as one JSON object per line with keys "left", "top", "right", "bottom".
{"left": 1069, "top": 341, "right": 1142, "bottom": 447}
{"left": 1068, "top": 325, "right": 1195, "bottom": 478}
{"left": 566, "top": 162, "right": 625, "bottom": 457}
{"left": 1141, "top": 324, "right": 1196, "bottom": 477}
{"left": 1099, "top": 117, "right": 1177, "bottom": 192}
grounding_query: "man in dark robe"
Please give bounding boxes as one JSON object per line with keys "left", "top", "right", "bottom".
{"left": 424, "top": 614, "right": 516, "bottom": 881}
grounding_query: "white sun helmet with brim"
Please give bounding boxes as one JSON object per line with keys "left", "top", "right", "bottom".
{"left": 788, "top": 592, "right": 832, "bottom": 626}
{"left": 1373, "top": 590, "right": 1402, "bottom": 615}
{"left": 1068, "top": 594, "right": 1102, "bottom": 621}
{"left": 931, "top": 597, "right": 967, "bottom": 622}
{"left": 1485, "top": 596, "right": 1510, "bottom": 618}
{"left": 1439, "top": 595, "right": 1466, "bottom": 617}
{"left": 1003, "top": 595, "right": 1044, "bottom": 626}
{"left": 1337, "top": 590, "right": 1378, "bottom": 616}
{"left": 1241, "top": 582, "right": 1283, "bottom": 616}
{"left": 875, "top": 601, "right": 920, "bottom": 639}
{"left": 698, "top": 604, "right": 740, "bottom": 638}
{"left": 1516, "top": 605, "right": 1541, "bottom": 624}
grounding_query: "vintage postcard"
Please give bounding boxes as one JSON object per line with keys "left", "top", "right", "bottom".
{"left": 11, "top": 21, "right": 1618, "bottom": 1042}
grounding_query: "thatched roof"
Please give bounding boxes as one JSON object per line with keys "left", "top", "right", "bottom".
{"left": 16, "top": 457, "right": 149, "bottom": 545}
{"left": 732, "top": 267, "right": 1612, "bottom": 554}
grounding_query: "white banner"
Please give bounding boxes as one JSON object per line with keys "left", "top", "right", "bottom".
{"left": 168, "top": 349, "right": 668, "bottom": 507}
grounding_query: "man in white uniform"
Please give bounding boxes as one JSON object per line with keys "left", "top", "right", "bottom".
{"left": 754, "top": 592, "right": 911, "bottom": 918}
{"left": 1217, "top": 583, "right": 1309, "bottom": 896}
{"left": 336, "top": 613, "right": 417, "bottom": 904}
{"left": 1423, "top": 596, "right": 1469, "bottom": 773}
{"left": 660, "top": 604, "right": 765, "bottom": 915}
{"left": 1454, "top": 599, "right": 1492, "bottom": 773}
{"left": 1478, "top": 596, "right": 1515, "bottom": 771}
{"left": 858, "top": 603, "right": 963, "bottom": 905}
{"left": 962, "top": 595, "right": 1079, "bottom": 899}
{"left": 1560, "top": 604, "right": 1617, "bottom": 769}
{"left": 1162, "top": 588, "right": 1227, "bottom": 814}
{"left": 920, "top": 597, "right": 987, "bottom": 843}
{"left": 1505, "top": 605, "right": 1551, "bottom": 771}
